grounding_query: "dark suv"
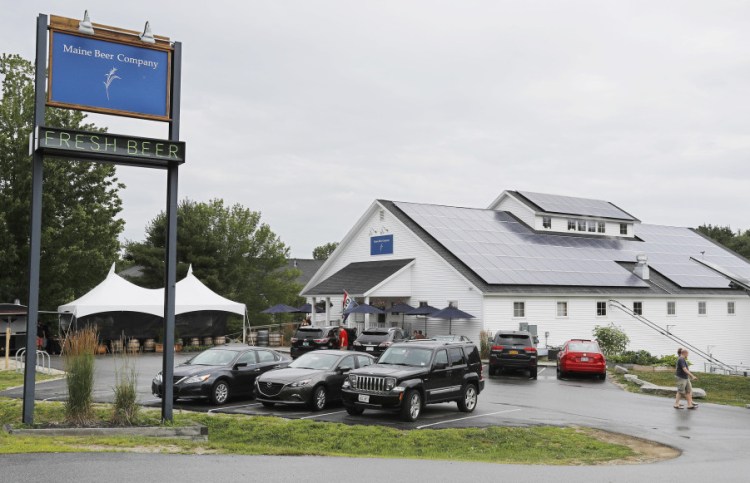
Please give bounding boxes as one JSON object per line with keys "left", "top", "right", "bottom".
{"left": 290, "top": 326, "right": 341, "bottom": 359}
{"left": 488, "top": 330, "right": 538, "bottom": 379}
{"left": 352, "top": 327, "right": 406, "bottom": 356}
{"left": 341, "top": 340, "right": 484, "bottom": 422}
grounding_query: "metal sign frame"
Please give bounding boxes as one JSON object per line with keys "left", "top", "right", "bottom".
{"left": 23, "top": 13, "right": 183, "bottom": 424}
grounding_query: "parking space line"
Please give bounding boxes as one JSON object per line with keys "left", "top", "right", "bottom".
{"left": 416, "top": 408, "right": 522, "bottom": 429}
{"left": 208, "top": 402, "right": 262, "bottom": 413}
{"left": 299, "top": 410, "right": 345, "bottom": 420}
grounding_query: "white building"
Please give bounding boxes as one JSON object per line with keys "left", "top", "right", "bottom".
{"left": 301, "top": 190, "right": 750, "bottom": 371}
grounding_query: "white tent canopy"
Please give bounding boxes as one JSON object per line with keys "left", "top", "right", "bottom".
{"left": 58, "top": 263, "right": 246, "bottom": 318}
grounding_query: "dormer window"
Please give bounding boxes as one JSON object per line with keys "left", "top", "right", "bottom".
{"left": 567, "top": 219, "right": 576, "bottom": 231}
{"left": 620, "top": 223, "right": 628, "bottom": 235}
{"left": 597, "top": 222, "right": 605, "bottom": 233}
{"left": 542, "top": 216, "right": 551, "bottom": 229}
{"left": 577, "top": 220, "right": 586, "bottom": 232}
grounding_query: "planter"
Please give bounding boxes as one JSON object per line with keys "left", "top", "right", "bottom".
{"left": 96, "top": 344, "right": 108, "bottom": 355}
{"left": 3, "top": 423, "right": 208, "bottom": 441}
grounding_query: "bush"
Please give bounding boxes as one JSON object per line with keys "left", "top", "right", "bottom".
{"left": 111, "top": 338, "right": 139, "bottom": 426}
{"left": 63, "top": 326, "right": 98, "bottom": 425}
{"left": 479, "top": 329, "right": 492, "bottom": 359}
{"left": 610, "top": 350, "right": 659, "bottom": 365}
{"left": 592, "top": 324, "right": 629, "bottom": 357}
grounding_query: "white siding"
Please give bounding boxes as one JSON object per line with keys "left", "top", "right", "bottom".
{"left": 484, "top": 295, "right": 750, "bottom": 370}
{"left": 494, "top": 195, "right": 535, "bottom": 227}
{"left": 306, "top": 203, "right": 484, "bottom": 340}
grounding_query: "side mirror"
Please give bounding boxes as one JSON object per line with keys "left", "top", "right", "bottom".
{"left": 337, "top": 367, "right": 351, "bottom": 374}
{"left": 234, "top": 362, "right": 248, "bottom": 369}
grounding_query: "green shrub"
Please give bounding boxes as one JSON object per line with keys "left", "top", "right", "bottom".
{"left": 592, "top": 323, "right": 629, "bottom": 357}
{"left": 63, "top": 326, "right": 98, "bottom": 425}
{"left": 112, "top": 338, "right": 140, "bottom": 426}
{"left": 610, "top": 350, "right": 658, "bottom": 365}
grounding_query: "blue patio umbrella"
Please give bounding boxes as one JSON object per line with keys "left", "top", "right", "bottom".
{"left": 261, "top": 304, "right": 301, "bottom": 314}
{"left": 344, "top": 303, "right": 384, "bottom": 315}
{"left": 430, "top": 306, "right": 475, "bottom": 335}
{"left": 405, "top": 304, "right": 440, "bottom": 336}
{"left": 385, "top": 302, "right": 415, "bottom": 329}
{"left": 297, "top": 303, "right": 325, "bottom": 314}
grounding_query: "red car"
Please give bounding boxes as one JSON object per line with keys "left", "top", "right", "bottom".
{"left": 556, "top": 339, "right": 607, "bottom": 380}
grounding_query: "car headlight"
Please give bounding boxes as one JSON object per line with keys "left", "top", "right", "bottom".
{"left": 348, "top": 374, "right": 358, "bottom": 389}
{"left": 154, "top": 372, "right": 163, "bottom": 383}
{"left": 184, "top": 374, "right": 210, "bottom": 384}
{"left": 290, "top": 379, "right": 312, "bottom": 387}
{"left": 385, "top": 377, "right": 397, "bottom": 391}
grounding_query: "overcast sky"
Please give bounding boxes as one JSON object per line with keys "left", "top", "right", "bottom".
{"left": 3, "top": 1, "right": 749, "bottom": 257}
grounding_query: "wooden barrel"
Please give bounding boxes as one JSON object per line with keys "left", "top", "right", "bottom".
{"left": 190, "top": 337, "right": 200, "bottom": 347}
{"left": 268, "top": 332, "right": 282, "bottom": 347}
{"left": 110, "top": 339, "right": 123, "bottom": 353}
{"left": 127, "top": 339, "right": 140, "bottom": 353}
{"left": 257, "top": 329, "right": 269, "bottom": 347}
{"left": 143, "top": 339, "right": 155, "bottom": 352}
{"left": 202, "top": 336, "right": 214, "bottom": 346}
{"left": 214, "top": 335, "right": 226, "bottom": 346}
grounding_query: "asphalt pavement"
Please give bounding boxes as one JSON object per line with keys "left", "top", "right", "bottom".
{"left": 2, "top": 351, "right": 750, "bottom": 481}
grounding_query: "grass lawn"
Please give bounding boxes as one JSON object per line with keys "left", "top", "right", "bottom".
{"left": 0, "top": 397, "right": 636, "bottom": 465}
{"left": 612, "top": 370, "right": 750, "bottom": 407}
{"left": 0, "top": 370, "right": 57, "bottom": 391}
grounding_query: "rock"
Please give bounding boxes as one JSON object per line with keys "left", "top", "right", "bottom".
{"left": 624, "top": 374, "right": 647, "bottom": 386}
{"left": 692, "top": 388, "right": 706, "bottom": 399}
{"left": 639, "top": 384, "right": 707, "bottom": 399}
{"left": 615, "top": 365, "right": 629, "bottom": 374}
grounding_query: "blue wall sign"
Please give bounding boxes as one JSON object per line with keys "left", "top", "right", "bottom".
{"left": 370, "top": 234, "right": 394, "bottom": 256}
{"left": 48, "top": 31, "right": 170, "bottom": 120}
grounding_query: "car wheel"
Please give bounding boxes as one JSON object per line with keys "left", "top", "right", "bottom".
{"left": 530, "top": 368, "right": 538, "bottom": 380}
{"left": 261, "top": 401, "right": 275, "bottom": 408}
{"left": 400, "top": 389, "right": 422, "bottom": 422}
{"left": 556, "top": 366, "right": 563, "bottom": 380}
{"left": 457, "top": 384, "right": 478, "bottom": 413}
{"left": 308, "top": 385, "right": 327, "bottom": 411}
{"left": 210, "top": 380, "right": 230, "bottom": 405}
{"left": 598, "top": 372, "right": 607, "bottom": 381}
{"left": 346, "top": 406, "right": 364, "bottom": 416}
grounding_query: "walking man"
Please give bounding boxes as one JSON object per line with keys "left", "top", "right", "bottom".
{"left": 674, "top": 348, "right": 698, "bottom": 409}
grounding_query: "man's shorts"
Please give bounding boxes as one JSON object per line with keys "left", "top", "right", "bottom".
{"left": 676, "top": 376, "right": 692, "bottom": 395}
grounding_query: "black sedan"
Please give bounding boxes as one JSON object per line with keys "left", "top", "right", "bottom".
{"left": 152, "top": 345, "right": 288, "bottom": 405}
{"left": 254, "top": 350, "right": 376, "bottom": 411}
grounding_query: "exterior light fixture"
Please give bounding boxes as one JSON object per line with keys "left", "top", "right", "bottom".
{"left": 139, "top": 21, "right": 155, "bottom": 43}
{"left": 78, "top": 10, "right": 95, "bottom": 35}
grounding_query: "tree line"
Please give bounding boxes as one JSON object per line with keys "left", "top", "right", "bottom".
{"left": 695, "top": 225, "right": 750, "bottom": 260}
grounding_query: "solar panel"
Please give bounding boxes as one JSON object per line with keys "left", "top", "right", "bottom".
{"left": 394, "top": 201, "right": 748, "bottom": 288}
{"left": 517, "top": 191, "right": 636, "bottom": 221}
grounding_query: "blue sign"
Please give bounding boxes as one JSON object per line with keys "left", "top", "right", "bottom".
{"left": 370, "top": 234, "right": 394, "bottom": 256}
{"left": 49, "top": 32, "right": 170, "bottom": 119}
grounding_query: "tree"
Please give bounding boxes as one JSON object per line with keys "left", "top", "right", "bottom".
{"left": 0, "top": 54, "right": 124, "bottom": 308}
{"left": 313, "top": 242, "right": 339, "bottom": 260}
{"left": 696, "top": 224, "right": 750, "bottom": 260}
{"left": 592, "top": 323, "right": 630, "bottom": 357}
{"left": 124, "top": 198, "right": 302, "bottom": 328}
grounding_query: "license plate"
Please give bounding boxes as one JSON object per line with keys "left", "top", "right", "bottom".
{"left": 303, "top": 341, "right": 309, "bottom": 347}
{"left": 509, "top": 350, "right": 518, "bottom": 355}
{"left": 581, "top": 357, "right": 589, "bottom": 362}
{"left": 366, "top": 346, "right": 374, "bottom": 352}
{"left": 358, "top": 394, "right": 370, "bottom": 403}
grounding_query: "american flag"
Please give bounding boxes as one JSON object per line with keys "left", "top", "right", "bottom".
{"left": 342, "top": 290, "right": 357, "bottom": 325}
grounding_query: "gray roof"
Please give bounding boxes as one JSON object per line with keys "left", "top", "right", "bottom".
{"left": 304, "top": 259, "right": 414, "bottom": 296}
{"left": 380, "top": 200, "right": 750, "bottom": 296}
{"left": 286, "top": 259, "right": 325, "bottom": 286}
{"left": 514, "top": 190, "right": 638, "bottom": 221}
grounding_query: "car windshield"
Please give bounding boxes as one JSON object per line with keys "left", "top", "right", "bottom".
{"left": 289, "top": 353, "right": 339, "bottom": 370}
{"left": 568, "top": 342, "right": 600, "bottom": 352}
{"left": 187, "top": 349, "right": 238, "bottom": 366}
{"left": 294, "top": 328, "right": 324, "bottom": 339}
{"left": 496, "top": 334, "right": 531, "bottom": 346}
{"left": 379, "top": 347, "right": 432, "bottom": 367}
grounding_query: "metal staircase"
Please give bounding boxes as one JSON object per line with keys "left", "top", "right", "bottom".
{"left": 608, "top": 299, "right": 736, "bottom": 373}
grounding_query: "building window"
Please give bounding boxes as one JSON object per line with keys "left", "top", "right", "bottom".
{"left": 698, "top": 301, "right": 707, "bottom": 315}
{"left": 619, "top": 223, "right": 628, "bottom": 235}
{"left": 556, "top": 301, "right": 568, "bottom": 317}
{"left": 728, "top": 301, "right": 735, "bottom": 315}
{"left": 577, "top": 220, "right": 587, "bottom": 232}
{"left": 588, "top": 222, "right": 596, "bottom": 232}
{"left": 667, "top": 301, "right": 676, "bottom": 316}
{"left": 633, "top": 301, "right": 643, "bottom": 316}
{"left": 513, "top": 302, "right": 525, "bottom": 318}
{"left": 596, "top": 301, "right": 607, "bottom": 316}
{"left": 542, "top": 216, "right": 551, "bottom": 229}
{"left": 419, "top": 301, "right": 428, "bottom": 308}
{"left": 597, "top": 222, "right": 605, "bottom": 233}
{"left": 567, "top": 219, "right": 576, "bottom": 231}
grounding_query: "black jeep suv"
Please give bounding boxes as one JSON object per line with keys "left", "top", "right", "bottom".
{"left": 341, "top": 340, "right": 484, "bottom": 422}
{"left": 488, "top": 330, "right": 538, "bottom": 379}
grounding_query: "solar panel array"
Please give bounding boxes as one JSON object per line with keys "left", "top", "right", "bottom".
{"left": 394, "top": 201, "right": 750, "bottom": 288}
{"left": 517, "top": 191, "right": 636, "bottom": 221}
